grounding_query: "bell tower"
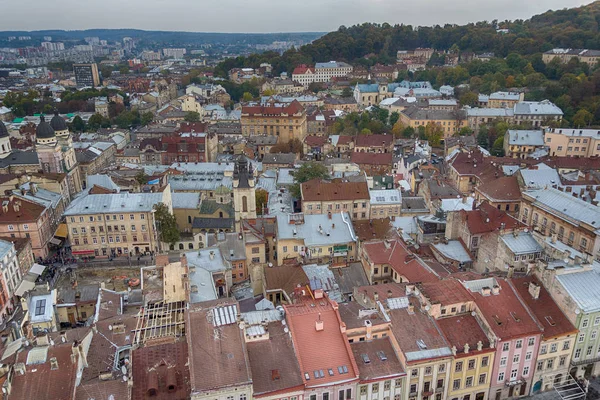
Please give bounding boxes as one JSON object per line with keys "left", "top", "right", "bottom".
{"left": 232, "top": 155, "right": 257, "bottom": 225}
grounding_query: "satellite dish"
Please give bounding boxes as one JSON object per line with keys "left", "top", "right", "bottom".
{"left": 108, "top": 325, "right": 113, "bottom": 331}
{"left": 575, "top": 308, "right": 581, "bottom": 315}
{"left": 284, "top": 327, "right": 289, "bottom": 333}
{"left": 122, "top": 376, "right": 127, "bottom": 382}
{"left": 471, "top": 311, "right": 476, "bottom": 316}
{"left": 49, "top": 339, "right": 54, "bottom": 346}
{"left": 121, "top": 366, "right": 127, "bottom": 375}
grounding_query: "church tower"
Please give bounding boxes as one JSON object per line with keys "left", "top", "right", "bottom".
{"left": 0, "top": 121, "right": 12, "bottom": 158}
{"left": 36, "top": 112, "right": 82, "bottom": 200}
{"left": 232, "top": 155, "right": 257, "bottom": 225}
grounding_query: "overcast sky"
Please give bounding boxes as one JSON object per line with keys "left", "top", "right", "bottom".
{"left": 4, "top": 0, "right": 593, "bottom": 33}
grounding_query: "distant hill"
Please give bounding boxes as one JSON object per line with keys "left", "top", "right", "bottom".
{"left": 0, "top": 29, "right": 325, "bottom": 47}
{"left": 215, "top": 1, "right": 600, "bottom": 75}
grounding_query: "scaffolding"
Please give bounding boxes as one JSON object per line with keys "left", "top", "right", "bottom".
{"left": 133, "top": 301, "right": 186, "bottom": 345}
{"left": 553, "top": 374, "right": 587, "bottom": 400}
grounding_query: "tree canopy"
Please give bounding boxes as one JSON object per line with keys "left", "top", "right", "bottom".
{"left": 290, "top": 162, "right": 330, "bottom": 198}
{"left": 154, "top": 203, "right": 180, "bottom": 246}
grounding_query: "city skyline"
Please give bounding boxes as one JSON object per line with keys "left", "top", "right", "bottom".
{"left": 1, "top": 0, "right": 593, "bottom": 33}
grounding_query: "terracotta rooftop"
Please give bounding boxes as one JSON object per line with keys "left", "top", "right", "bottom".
{"left": 284, "top": 295, "right": 359, "bottom": 387}
{"left": 351, "top": 338, "right": 405, "bottom": 382}
{"left": 247, "top": 323, "right": 304, "bottom": 397}
{"left": 462, "top": 202, "right": 523, "bottom": 235}
{"left": 176, "top": 122, "right": 208, "bottom": 134}
{"left": 352, "top": 219, "right": 394, "bottom": 242}
{"left": 511, "top": 276, "right": 577, "bottom": 340}
{"left": 467, "top": 278, "right": 542, "bottom": 340}
{"left": 362, "top": 238, "right": 439, "bottom": 283}
{"left": 417, "top": 279, "right": 474, "bottom": 306}
{"left": 292, "top": 65, "right": 314, "bottom": 75}
{"left": 350, "top": 151, "right": 393, "bottom": 166}
{"left": 242, "top": 100, "right": 304, "bottom": 117}
{"left": 476, "top": 175, "right": 522, "bottom": 202}
{"left": 131, "top": 340, "right": 191, "bottom": 400}
{"left": 355, "top": 134, "right": 393, "bottom": 148}
{"left": 301, "top": 179, "right": 369, "bottom": 202}
{"left": 0, "top": 195, "right": 46, "bottom": 223}
{"left": 11, "top": 340, "right": 86, "bottom": 400}
{"left": 338, "top": 301, "right": 388, "bottom": 330}
{"left": 304, "top": 135, "right": 328, "bottom": 147}
{"left": 437, "top": 314, "right": 493, "bottom": 356}
{"left": 187, "top": 299, "right": 252, "bottom": 394}
{"left": 263, "top": 263, "right": 309, "bottom": 297}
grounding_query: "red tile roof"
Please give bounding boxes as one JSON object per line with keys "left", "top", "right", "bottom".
{"left": 351, "top": 338, "right": 405, "bottom": 382}
{"left": 437, "top": 314, "right": 494, "bottom": 356}
{"left": 292, "top": 65, "right": 314, "bottom": 75}
{"left": 476, "top": 176, "right": 522, "bottom": 202}
{"left": 247, "top": 323, "right": 304, "bottom": 397}
{"left": 176, "top": 122, "right": 208, "bottom": 134}
{"left": 242, "top": 100, "right": 304, "bottom": 117}
{"left": 284, "top": 295, "right": 359, "bottom": 387}
{"left": 0, "top": 195, "right": 46, "bottom": 223}
{"left": 187, "top": 300, "right": 252, "bottom": 394}
{"left": 301, "top": 179, "right": 369, "bottom": 202}
{"left": 467, "top": 278, "right": 542, "bottom": 340}
{"left": 11, "top": 343, "right": 82, "bottom": 400}
{"left": 350, "top": 152, "right": 393, "bottom": 166}
{"left": 336, "top": 136, "right": 354, "bottom": 145}
{"left": 462, "top": 202, "right": 523, "bottom": 235}
{"left": 131, "top": 340, "right": 190, "bottom": 400}
{"left": 417, "top": 279, "right": 474, "bottom": 305}
{"left": 511, "top": 277, "right": 577, "bottom": 340}
{"left": 362, "top": 238, "right": 439, "bottom": 283}
{"left": 355, "top": 134, "right": 393, "bottom": 148}
{"left": 304, "top": 135, "right": 328, "bottom": 147}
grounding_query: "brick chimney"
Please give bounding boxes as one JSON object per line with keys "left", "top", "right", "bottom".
{"left": 315, "top": 313, "right": 324, "bottom": 331}
{"left": 528, "top": 282, "right": 540, "bottom": 300}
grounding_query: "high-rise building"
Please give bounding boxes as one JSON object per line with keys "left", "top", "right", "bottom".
{"left": 73, "top": 63, "right": 100, "bottom": 87}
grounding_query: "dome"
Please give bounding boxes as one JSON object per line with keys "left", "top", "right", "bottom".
{"left": 36, "top": 115, "right": 56, "bottom": 139}
{"left": 49, "top": 111, "right": 68, "bottom": 132}
{"left": 0, "top": 121, "right": 8, "bottom": 138}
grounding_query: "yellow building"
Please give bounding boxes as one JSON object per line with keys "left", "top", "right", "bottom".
{"left": 544, "top": 128, "right": 600, "bottom": 157}
{"left": 542, "top": 48, "right": 600, "bottom": 67}
{"left": 503, "top": 130, "right": 545, "bottom": 159}
{"left": 241, "top": 100, "right": 307, "bottom": 144}
{"left": 400, "top": 107, "right": 468, "bottom": 138}
{"left": 487, "top": 92, "right": 524, "bottom": 109}
{"left": 64, "top": 187, "right": 173, "bottom": 258}
{"left": 275, "top": 212, "right": 357, "bottom": 265}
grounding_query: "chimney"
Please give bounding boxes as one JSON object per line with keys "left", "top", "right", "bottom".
{"left": 209, "top": 251, "right": 214, "bottom": 260}
{"left": 315, "top": 314, "right": 324, "bottom": 331}
{"left": 147, "top": 370, "right": 159, "bottom": 397}
{"left": 13, "top": 201, "right": 19, "bottom": 213}
{"left": 314, "top": 289, "right": 324, "bottom": 299}
{"left": 407, "top": 303, "right": 415, "bottom": 314}
{"left": 481, "top": 287, "right": 491, "bottom": 296}
{"left": 492, "top": 285, "right": 500, "bottom": 295}
{"left": 528, "top": 282, "right": 540, "bottom": 300}
{"left": 373, "top": 291, "right": 379, "bottom": 302}
{"left": 507, "top": 266, "right": 514, "bottom": 278}
{"left": 166, "top": 366, "right": 177, "bottom": 393}
{"left": 365, "top": 319, "right": 373, "bottom": 339}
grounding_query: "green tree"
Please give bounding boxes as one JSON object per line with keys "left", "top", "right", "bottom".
{"left": 141, "top": 111, "right": 154, "bottom": 126}
{"left": 154, "top": 203, "right": 180, "bottom": 246}
{"left": 389, "top": 111, "right": 400, "bottom": 127}
{"left": 492, "top": 136, "right": 505, "bottom": 156}
{"left": 87, "top": 113, "right": 105, "bottom": 131}
{"left": 255, "top": 189, "right": 268, "bottom": 215}
{"left": 425, "top": 123, "right": 443, "bottom": 147}
{"left": 573, "top": 109, "right": 593, "bottom": 127}
{"left": 242, "top": 92, "right": 254, "bottom": 102}
{"left": 184, "top": 111, "right": 200, "bottom": 122}
{"left": 458, "top": 127, "right": 474, "bottom": 136}
{"left": 360, "top": 128, "right": 372, "bottom": 135}
{"left": 341, "top": 87, "right": 353, "bottom": 98}
{"left": 477, "top": 126, "right": 489, "bottom": 149}
{"left": 290, "top": 162, "right": 330, "bottom": 198}
{"left": 135, "top": 171, "right": 148, "bottom": 185}
{"left": 71, "top": 115, "right": 86, "bottom": 132}
{"left": 119, "top": 66, "right": 130, "bottom": 75}
{"left": 459, "top": 91, "right": 478, "bottom": 107}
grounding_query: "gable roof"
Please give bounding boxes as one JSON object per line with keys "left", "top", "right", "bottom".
{"left": 301, "top": 179, "right": 369, "bottom": 202}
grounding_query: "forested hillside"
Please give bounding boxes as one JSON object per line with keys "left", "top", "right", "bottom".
{"left": 215, "top": 1, "right": 600, "bottom": 76}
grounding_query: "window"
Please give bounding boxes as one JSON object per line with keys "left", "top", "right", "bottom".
{"left": 592, "top": 331, "right": 598, "bottom": 340}
{"left": 502, "top": 343, "right": 509, "bottom": 352}
{"left": 574, "top": 348, "right": 582, "bottom": 359}
{"left": 453, "top": 379, "right": 461, "bottom": 390}
{"left": 323, "top": 393, "right": 329, "bottom": 400}
{"left": 72, "top": 228, "right": 78, "bottom": 234}
{"left": 500, "top": 357, "right": 507, "bottom": 367}
{"left": 455, "top": 362, "right": 463, "bottom": 372}
{"left": 384, "top": 380, "right": 391, "bottom": 391}
{"left": 594, "top": 316, "right": 600, "bottom": 326}
{"left": 510, "top": 369, "right": 517, "bottom": 380}
{"left": 465, "top": 377, "right": 473, "bottom": 388}
{"left": 523, "top": 366, "right": 529, "bottom": 376}
{"left": 559, "top": 356, "right": 567, "bottom": 367}
{"left": 424, "top": 367, "right": 432, "bottom": 375}
{"left": 528, "top": 337, "right": 535, "bottom": 346}
{"left": 395, "top": 378, "right": 402, "bottom": 387}
{"left": 130, "top": 214, "right": 134, "bottom": 220}
{"left": 119, "top": 215, "right": 124, "bottom": 220}
{"left": 578, "top": 333, "right": 585, "bottom": 343}
{"left": 283, "top": 246, "right": 288, "bottom": 252}
{"left": 468, "top": 359, "right": 475, "bottom": 370}
{"left": 481, "top": 357, "right": 489, "bottom": 367}
{"left": 537, "top": 361, "right": 544, "bottom": 371}
{"left": 563, "top": 341, "right": 570, "bottom": 351}
{"left": 34, "top": 299, "right": 46, "bottom": 315}
{"left": 141, "top": 214, "right": 145, "bottom": 220}
{"left": 411, "top": 369, "right": 418, "bottom": 378}
{"left": 438, "top": 364, "right": 445, "bottom": 373}
{"left": 513, "top": 354, "right": 520, "bottom": 364}
{"left": 436, "top": 379, "right": 443, "bottom": 389}
{"left": 587, "top": 346, "right": 593, "bottom": 356}
{"left": 548, "top": 358, "right": 555, "bottom": 369}
{"left": 372, "top": 384, "right": 379, "bottom": 393}
{"left": 310, "top": 396, "right": 316, "bottom": 400}
{"left": 540, "top": 345, "right": 547, "bottom": 355}
{"left": 479, "top": 374, "right": 486, "bottom": 385}
{"left": 498, "top": 372, "right": 504, "bottom": 382}
{"left": 516, "top": 339, "right": 523, "bottom": 349}
{"left": 525, "top": 352, "right": 532, "bottom": 361}
{"left": 360, "top": 386, "right": 367, "bottom": 396}
{"left": 409, "top": 384, "right": 417, "bottom": 394}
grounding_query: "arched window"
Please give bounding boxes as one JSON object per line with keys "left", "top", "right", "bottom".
{"left": 219, "top": 211, "right": 223, "bottom": 218}
{"left": 188, "top": 243, "right": 194, "bottom": 249}
{"left": 179, "top": 243, "right": 184, "bottom": 250}
{"left": 188, "top": 216, "right": 192, "bottom": 224}
{"left": 242, "top": 196, "right": 248, "bottom": 213}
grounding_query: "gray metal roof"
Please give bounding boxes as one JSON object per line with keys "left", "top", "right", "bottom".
{"left": 370, "top": 189, "right": 402, "bottom": 205}
{"left": 514, "top": 100, "right": 563, "bottom": 116}
{"left": 523, "top": 188, "right": 600, "bottom": 230}
{"left": 519, "top": 168, "right": 561, "bottom": 189}
{"left": 432, "top": 241, "right": 472, "bottom": 263}
{"left": 64, "top": 191, "right": 165, "bottom": 216}
{"left": 500, "top": 233, "right": 542, "bottom": 255}
{"left": 557, "top": 270, "right": 600, "bottom": 313}
{"left": 507, "top": 130, "right": 544, "bottom": 146}
{"left": 172, "top": 192, "right": 200, "bottom": 209}
{"left": 276, "top": 212, "right": 357, "bottom": 247}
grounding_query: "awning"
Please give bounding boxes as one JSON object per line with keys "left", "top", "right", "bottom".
{"left": 72, "top": 250, "right": 95, "bottom": 255}
{"left": 55, "top": 223, "right": 68, "bottom": 238}
{"left": 49, "top": 238, "right": 62, "bottom": 245}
